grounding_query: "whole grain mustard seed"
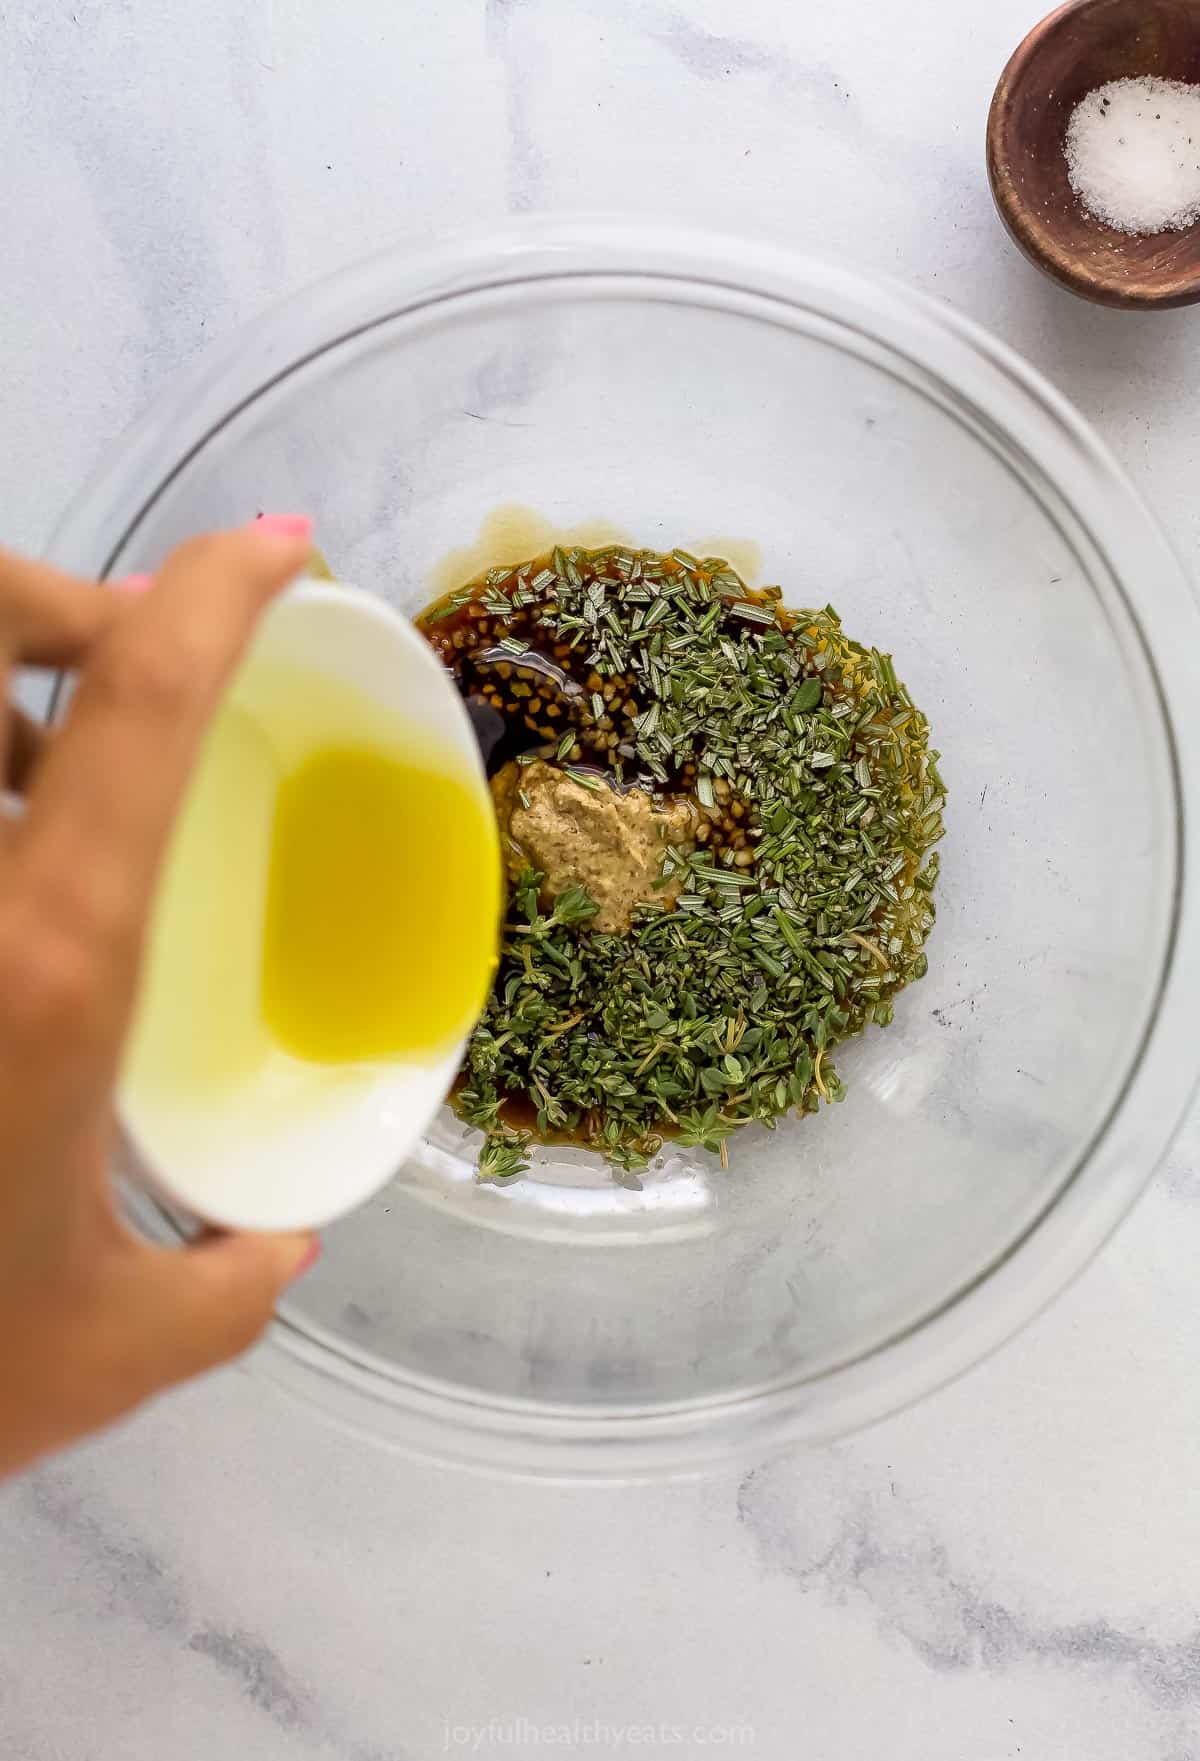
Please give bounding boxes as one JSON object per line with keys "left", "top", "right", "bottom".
{"left": 418, "top": 545, "right": 945, "bottom": 1182}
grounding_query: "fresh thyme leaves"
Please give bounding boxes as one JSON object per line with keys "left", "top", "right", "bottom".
{"left": 420, "top": 546, "right": 945, "bottom": 1182}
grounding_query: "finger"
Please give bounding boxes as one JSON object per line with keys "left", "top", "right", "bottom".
{"left": 15, "top": 520, "right": 311, "bottom": 979}
{"left": 0, "top": 561, "right": 140, "bottom": 801}
{"left": 119, "top": 1230, "right": 318, "bottom": 1392}
{"left": 0, "top": 549, "right": 124, "bottom": 667}
{"left": 4, "top": 705, "right": 46, "bottom": 794}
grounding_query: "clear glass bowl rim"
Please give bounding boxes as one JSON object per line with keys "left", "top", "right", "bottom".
{"left": 53, "top": 218, "right": 1200, "bottom": 1478}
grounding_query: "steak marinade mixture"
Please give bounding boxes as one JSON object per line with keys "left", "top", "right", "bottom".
{"left": 420, "top": 545, "right": 945, "bottom": 1182}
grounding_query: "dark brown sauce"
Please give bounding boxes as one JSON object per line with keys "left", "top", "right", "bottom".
{"left": 485, "top": 1084, "right": 701, "bottom": 1156}
{"left": 417, "top": 546, "right": 779, "bottom": 861}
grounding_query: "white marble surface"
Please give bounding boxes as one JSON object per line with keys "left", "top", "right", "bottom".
{"left": 4, "top": 1, "right": 1200, "bottom": 1756}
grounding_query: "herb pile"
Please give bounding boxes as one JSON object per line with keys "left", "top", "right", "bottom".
{"left": 420, "top": 546, "right": 945, "bottom": 1182}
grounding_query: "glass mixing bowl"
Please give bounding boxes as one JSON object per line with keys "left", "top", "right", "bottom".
{"left": 51, "top": 221, "right": 1200, "bottom": 1477}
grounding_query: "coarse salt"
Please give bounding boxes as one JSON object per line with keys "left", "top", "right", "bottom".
{"left": 1065, "top": 76, "right": 1200, "bottom": 235}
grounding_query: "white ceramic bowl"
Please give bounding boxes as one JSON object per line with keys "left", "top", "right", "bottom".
{"left": 120, "top": 580, "right": 494, "bottom": 1232}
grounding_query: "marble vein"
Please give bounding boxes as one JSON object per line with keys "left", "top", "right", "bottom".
{"left": 486, "top": 0, "right": 545, "bottom": 213}
{"left": 15, "top": 1470, "right": 411, "bottom": 1761}
{"left": 738, "top": 1453, "right": 1200, "bottom": 1712}
{"left": 644, "top": 6, "right": 860, "bottom": 137}
{"left": 26, "top": 6, "right": 229, "bottom": 407}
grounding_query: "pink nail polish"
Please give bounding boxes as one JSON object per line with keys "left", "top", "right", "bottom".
{"left": 252, "top": 513, "right": 313, "bottom": 540}
{"left": 115, "top": 573, "right": 153, "bottom": 594}
{"left": 289, "top": 1236, "right": 321, "bottom": 1281}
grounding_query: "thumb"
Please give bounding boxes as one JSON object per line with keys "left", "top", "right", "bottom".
{"left": 125, "top": 1230, "right": 318, "bottom": 1392}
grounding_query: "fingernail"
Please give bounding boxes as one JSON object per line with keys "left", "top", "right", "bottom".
{"left": 115, "top": 572, "right": 153, "bottom": 594}
{"left": 289, "top": 1235, "right": 321, "bottom": 1281}
{"left": 251, "top": 513, "right": 313, "bottom": 541}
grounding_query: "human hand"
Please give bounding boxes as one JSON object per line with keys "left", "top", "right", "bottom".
{"left": 0, "top": 522, "right": 317, "bottom": 1478}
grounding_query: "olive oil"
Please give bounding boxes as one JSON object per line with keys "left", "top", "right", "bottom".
{"left": 262, "top": 745, "right": 499, "bottom": 1062}
{"left": 127, "top": 703, "right": 279, "bottom": 1098}
{"left": 127, "top": 657, "right": 500, "bottom": 1113}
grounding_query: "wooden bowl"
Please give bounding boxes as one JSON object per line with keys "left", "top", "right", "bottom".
{"left": 987, "top": 0, "right": 1200, "bottom": 308}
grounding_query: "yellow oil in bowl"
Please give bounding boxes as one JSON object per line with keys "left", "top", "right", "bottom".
{"left": 261, "top": 745, "right": 497, "bottom": 1064}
